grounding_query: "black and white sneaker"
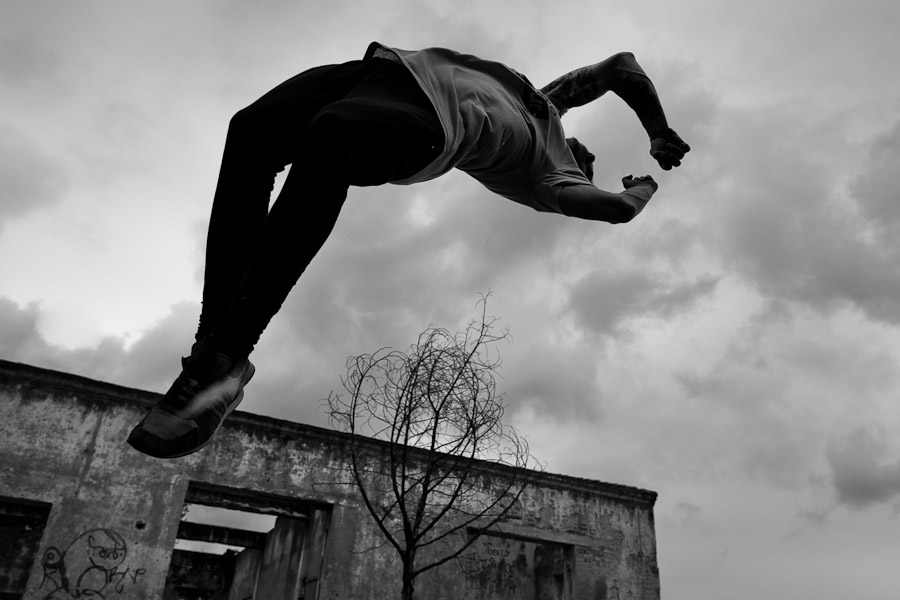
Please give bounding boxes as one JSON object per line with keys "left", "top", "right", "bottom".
{"left": 127, "top": 342, "right": 255, "bottom": 459}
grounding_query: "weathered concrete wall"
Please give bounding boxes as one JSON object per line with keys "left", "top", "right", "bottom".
{"left": 0, "top": 359, "right": 659, "bottom": 600}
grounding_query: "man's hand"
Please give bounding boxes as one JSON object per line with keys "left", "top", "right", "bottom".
{"left": 650, "top": 128, "right": 690, "bottom": 170}
{"left": 623, "top": 174, "right": 658, "bottom": 193}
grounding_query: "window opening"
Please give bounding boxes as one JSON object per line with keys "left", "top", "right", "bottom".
{"left": 163, "top": 482, "right": 329, "bottom": 600}
{"left": 461, "top": 530, "right": 574, "bottom": 600}
{"left": 0, "top": 496, "right": 52, "bottom": 600}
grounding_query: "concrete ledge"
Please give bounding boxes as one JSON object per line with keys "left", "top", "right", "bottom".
{"left": 0, "top": 358, "right": 657, "bottom": 506}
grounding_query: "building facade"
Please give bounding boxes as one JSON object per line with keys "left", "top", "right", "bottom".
{"left": 0, "top": 359, "right": 660, "bottom": 599}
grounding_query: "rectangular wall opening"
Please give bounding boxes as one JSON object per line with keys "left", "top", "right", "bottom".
{"left": 163, "top": 482, "right": 330, "bottom": 600}
{"left": 461, "top": 530, "right": 574, "bottom": 600}
{"left": 0, "top": 496, "right": 52, "bottom": 600}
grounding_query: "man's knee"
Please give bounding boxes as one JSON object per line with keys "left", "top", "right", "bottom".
{"left": 228, "top": 106, "right": 265, "bottom": 137}
{"left": 226, "top": 106, "right": 299, "bottom": 170}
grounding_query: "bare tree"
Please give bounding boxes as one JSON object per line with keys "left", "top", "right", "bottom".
{"left": 327, "top": 299, "right": 538, "bottom": 600}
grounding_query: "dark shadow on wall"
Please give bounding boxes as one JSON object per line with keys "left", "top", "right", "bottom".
{"left": 0, "top": 496, "right": 52, "bottom": 600}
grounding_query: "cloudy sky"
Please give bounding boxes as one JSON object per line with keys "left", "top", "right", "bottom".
{"left": 2, "top": 0, "right": 899, "bottom": 597}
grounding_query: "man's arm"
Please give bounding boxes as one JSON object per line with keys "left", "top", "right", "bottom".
{"left": 542, "top": 53, "right": 690, "bottom": 170}
{"left": 557, "top": 175, "right": 658, "bottom": 223}
{"left": 541, "top": 53, "right": 665, "bottom": 131}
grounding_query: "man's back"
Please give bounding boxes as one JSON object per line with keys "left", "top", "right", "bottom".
{"left": 367, "top": 42, "right": 590, "bottom": 212}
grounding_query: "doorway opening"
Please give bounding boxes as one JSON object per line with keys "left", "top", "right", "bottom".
{"left": 163, "top": 482, "right": 330, "bottom": 600}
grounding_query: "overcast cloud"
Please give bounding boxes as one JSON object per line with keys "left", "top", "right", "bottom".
{"left": 2, "top": 1, "right": 899, "bottom": 598}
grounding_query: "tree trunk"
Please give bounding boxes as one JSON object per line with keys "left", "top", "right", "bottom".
{"left": 401, "top": 578, "right": 414, "bottom": 600}
{"left": 401, "top": 555, "right": 415, "bottom": 600}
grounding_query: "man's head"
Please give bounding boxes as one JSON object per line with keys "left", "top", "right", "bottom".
{"left": 566, "top": 137, "right": 595, "bottom": 182}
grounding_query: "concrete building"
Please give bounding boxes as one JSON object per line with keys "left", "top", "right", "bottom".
{"left": 0, "top": 358, "right": 660, "bottom": 599}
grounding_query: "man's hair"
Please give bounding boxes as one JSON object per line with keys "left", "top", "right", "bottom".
{"left": 566, "top": 137, "right": 595, "bottom": 182}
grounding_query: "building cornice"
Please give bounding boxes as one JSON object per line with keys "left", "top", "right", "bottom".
{"left": 0, "top": 358, "right": 657, "bottom": 506}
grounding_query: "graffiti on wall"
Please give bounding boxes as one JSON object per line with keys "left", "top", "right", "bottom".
{"left": 461, "top": 536, "right": 530, "bottom": 598}
{"left": 39, "top": 529, "right": 147, "bottom": 599}
{"left": 460, "top": 535, "right": 574, "bottom": 600}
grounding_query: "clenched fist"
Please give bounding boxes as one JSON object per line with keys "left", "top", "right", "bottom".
{"left": 650, "top": 128, "right": 690, "bottom": 170}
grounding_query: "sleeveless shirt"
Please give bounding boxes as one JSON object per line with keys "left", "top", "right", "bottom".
{"left": 365, "top": 42, "right": 592, "bottom": 214}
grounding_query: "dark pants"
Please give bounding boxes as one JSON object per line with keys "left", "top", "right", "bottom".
{"left": 196, "top": 57, "right": 444, "bottom": 359}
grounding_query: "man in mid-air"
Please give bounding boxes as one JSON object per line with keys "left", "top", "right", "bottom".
{"left": 128, "top": 41, "right": 691, "bottom": 458}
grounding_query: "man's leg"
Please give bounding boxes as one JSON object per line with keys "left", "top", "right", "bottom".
{"left": 204, "top": 58, "right": 444, "bottom": 360}
{"left": 129, "top": 58, "right": 443, "bottom": 458}
{"left": 196, "top": 60, "right": 381, "bottom": 343}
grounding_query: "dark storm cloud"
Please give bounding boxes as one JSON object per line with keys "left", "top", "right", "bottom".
{"left": 827, "top": 428, "right": 900, "bottom": 509}
{"left": 0, "top": 297, "right": 197, "bottom": 393}
{"left": 0, "top": 297, "right": 44, "bottom": 360}
{"left": 668, "top": 297, "right": 900, "bottom": 494}
{"left": 675, "top": 501, "right": 704, "bottom": 528}
{"left": 503, "top": 345, "right": 604, "bottom": 421}
{"left": 714, "top": 109, "right": 900, "bottom": 324}
{"left": 0, "top": 296, "right": 126, "bottom": 380}
{"left": 0, "top": 293, "right": 339, "bottom": 429}
{"left": 0, "top": 34, "right": 60, "bottom": 86}
{"left": 0, "top": 124, "right": 68, "bottom": 231}
{"left": 119, "top": 303, "right": 202, "bottom": 390}
{"left": 0, "top": 293, "right": 345, "bottom": 428}
{"left": 566, "top": 270, "right": 719, "bottom": 336}
{"left": 849, "top": 122, "right": 900, "bottom": 230}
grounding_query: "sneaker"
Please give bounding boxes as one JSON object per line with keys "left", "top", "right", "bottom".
{"left": 127, "top": 342, "right": 255, "bottom": 458}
